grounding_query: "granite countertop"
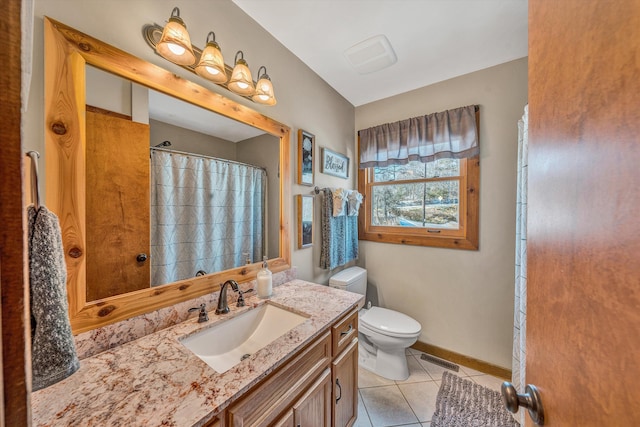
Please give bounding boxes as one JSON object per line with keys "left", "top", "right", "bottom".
{"left": 31, "top": 280, "right": 362, "bottom": 426}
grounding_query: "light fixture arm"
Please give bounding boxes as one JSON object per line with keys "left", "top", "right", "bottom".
{"left": 168, "top": 7, "right": 183, "bottom": 24}
{"left": 206, "top": 31, "right": 216, "bottom": 44}
{"left": 235, "top": 50, "right": 245, "bottom": 64}
{"left": 257, "top": 65, "right": 268, "bottom": 80}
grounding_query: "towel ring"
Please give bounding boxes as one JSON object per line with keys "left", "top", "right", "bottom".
{"left": 26, "top": 151, "right": 41, "bottom": 210}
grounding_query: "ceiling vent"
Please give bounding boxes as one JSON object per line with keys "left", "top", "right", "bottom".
{"left": 344, "top": 34, "right": 397, "bottom": 74}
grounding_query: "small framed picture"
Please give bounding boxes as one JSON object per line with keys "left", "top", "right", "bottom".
{"left": 321, "top": 147, "right": 349, "bottom": 179}
{"left": 298, "top": 130, "right": 314, "bottom": 186}
{"left": 297, "top": 195, "right": 313, "bottom": 248}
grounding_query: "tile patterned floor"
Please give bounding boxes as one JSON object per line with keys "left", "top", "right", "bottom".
{"left": 354, "top": 348, "right": 507, "bottom": 427}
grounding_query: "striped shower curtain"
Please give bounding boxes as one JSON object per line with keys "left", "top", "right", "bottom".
{"left": 512, "top": 105, "right": 528, "bottom": 425}
{"left": 150, "top": 149, "right": 266, "bottom": 286}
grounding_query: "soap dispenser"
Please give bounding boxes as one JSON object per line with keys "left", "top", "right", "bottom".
{"left": 257, "top": 256, "right": 272, "bottom": 298}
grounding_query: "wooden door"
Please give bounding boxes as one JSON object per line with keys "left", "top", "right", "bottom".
{"left": 527, "top": 1, "right": 640, "bottom": 425}
{"left": 293, "top": 368, "right": 332, "bottom": 427}
{"left": 86, "top": 109, "right": 151, "bottom": 301}
{"left": 332, "top": 339, "right": 358, "bottom": 427}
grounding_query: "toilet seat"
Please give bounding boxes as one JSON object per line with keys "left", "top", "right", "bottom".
{"left": 359, "top": 307, "right": 421, "bottom": 338}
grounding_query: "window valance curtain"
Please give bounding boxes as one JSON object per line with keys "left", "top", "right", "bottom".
{"left": 358, "top": 105, "right": 479, "bottom": 169}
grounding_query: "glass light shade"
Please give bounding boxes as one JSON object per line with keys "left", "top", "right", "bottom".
{"left": 228, "top": 58, "right": 255, "bottom": 96}
{"left": 252, "top": 75, "right": 276, "bottom": 105}
{"left": 156, "top": 16, "right": 196, "bottom": 66}
{"left": 195, "top": 41, "right": 227, "bottom": 83}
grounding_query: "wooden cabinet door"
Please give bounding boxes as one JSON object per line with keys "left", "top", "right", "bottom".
{"left": 293, "top": 368, "right": 331, "bottom": 427}
{"left": 527, "top": 0, "right": 640, "bottom": 425}
{"left": 85, "top": 110, "right": 150, "bottom": 301}
{"left": 273, "top": 409, "right": 294, "bottom": 427}
{"left": 332, "top": 340, "right": 358, "bottom": 427}
{"left": 202, "top": 417, "right": 220, "bottom": 427}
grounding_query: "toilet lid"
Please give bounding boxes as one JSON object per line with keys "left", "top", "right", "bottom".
{"left": 360, "top": 307, "right": 421, "bottom": 337}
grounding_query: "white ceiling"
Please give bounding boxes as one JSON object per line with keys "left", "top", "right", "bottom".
{"left": 232, "top": 0, "right": 528, "bottom": 106}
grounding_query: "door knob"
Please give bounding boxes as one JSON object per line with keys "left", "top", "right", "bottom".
{"left": 501, "top": 382, "right": 545, "bottom": 425}
{"left": 136, "top": 253, "right": 148, "bottom": 263}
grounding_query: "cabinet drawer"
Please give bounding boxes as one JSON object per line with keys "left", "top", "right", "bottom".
{"left": 332, "top": 309, "right": 358, "bottom": 356}
{"left": 227, "top": 331, "right": 331, "bottom": 427}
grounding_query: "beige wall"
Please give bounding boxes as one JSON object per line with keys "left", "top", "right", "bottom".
{"left": 355, "top": 58, "right": 528, "bottom": 368}
{"left": 27, "top": 0, "right": 355, "bottom": 284}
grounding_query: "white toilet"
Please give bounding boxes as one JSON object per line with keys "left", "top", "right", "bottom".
{"left": 330, "top": 267, "right": 421, "bottom": 381}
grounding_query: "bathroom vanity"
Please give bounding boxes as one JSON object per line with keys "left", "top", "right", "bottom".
{"left": 31, "top": 281, "right": 362, "bottom": 427}
{"left": 222, "top": 305, "right": 358, "bottom": 427}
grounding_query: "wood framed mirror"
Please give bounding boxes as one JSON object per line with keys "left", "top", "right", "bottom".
{"left": 44, "top": 17, "right": 291, "bottom": 333}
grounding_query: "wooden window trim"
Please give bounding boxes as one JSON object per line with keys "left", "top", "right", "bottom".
{"left": 366, "top": 166, "right": 467, "bottom": 238}
{"left": 357, "top": 151, "right": 479, "bottom": 251}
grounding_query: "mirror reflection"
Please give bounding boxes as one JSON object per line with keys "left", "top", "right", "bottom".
{"left": 85, "top": 66, "right": 280, "bottom": 301}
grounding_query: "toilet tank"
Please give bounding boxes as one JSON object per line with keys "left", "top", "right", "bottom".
{"left": 329, "top": 266, "right": 367, "bottom": 296}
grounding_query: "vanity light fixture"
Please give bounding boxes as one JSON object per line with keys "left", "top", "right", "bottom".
{"left": 194, "top": 32, "right": 227, "bottom": 83}
{"left": 144, "top": 8, "right": 277, "bottom": 106}
{"left": 252, "top": 66, "right": 277, "bottom": 106}
{"left": 228, "top": 51, "right": 255, "bottom": 96}
{"left": 155, "top": 7, "right": 196, "bottom": 66}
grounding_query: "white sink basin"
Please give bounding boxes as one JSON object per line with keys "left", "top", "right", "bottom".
{"left": 180, "top": 303, "right": 309, "bottom": 373}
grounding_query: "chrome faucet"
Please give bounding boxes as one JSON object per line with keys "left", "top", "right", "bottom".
{"left": 216, "top": 280, "right": 239, "bottom": 314}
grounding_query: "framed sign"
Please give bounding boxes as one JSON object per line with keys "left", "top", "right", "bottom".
{"left": 297, "top": 195, "right": 313, "bottom": 248}
{"left": 321, "top": 147, "right": 349, "bottom": 178}
{"left": 297, "top": 130, "right": 314, "bottom": 186}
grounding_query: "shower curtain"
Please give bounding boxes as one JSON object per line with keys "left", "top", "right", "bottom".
{"left": 150, "top": 149, "right": 266, "bottom": 286}
{"left": 512, "top": 105, "right": 528, "bottom": 426}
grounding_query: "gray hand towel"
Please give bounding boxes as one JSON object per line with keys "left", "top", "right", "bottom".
{"left": 28, "top": 205, "right": 80, "bottom": 391}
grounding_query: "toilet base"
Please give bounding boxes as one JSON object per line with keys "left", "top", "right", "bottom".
{"left": 358, "top": 341, "right": 410, "bottom": 381}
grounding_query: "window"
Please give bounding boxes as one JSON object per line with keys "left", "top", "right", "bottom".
{"left": 358, "top": 155, "right": 479, "bottom": 250}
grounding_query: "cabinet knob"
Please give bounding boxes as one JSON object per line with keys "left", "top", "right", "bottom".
{"left": 136, "top": 253, "right": 148, "bottom": 263}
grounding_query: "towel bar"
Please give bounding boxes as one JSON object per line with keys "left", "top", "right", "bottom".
{"left": 314, "top": 186, "right": 330, "bottom": 194}
{"left": 26, "top": 151, "right": 41, "bottom": 210}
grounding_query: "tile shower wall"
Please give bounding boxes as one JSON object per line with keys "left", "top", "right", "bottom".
{"left": 74, "top": 268, "right": 297, "bottom": 359}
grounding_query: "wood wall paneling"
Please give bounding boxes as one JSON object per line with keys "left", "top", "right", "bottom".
{"left": 0, "top": 0, "right": 31, "bottom": 424}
